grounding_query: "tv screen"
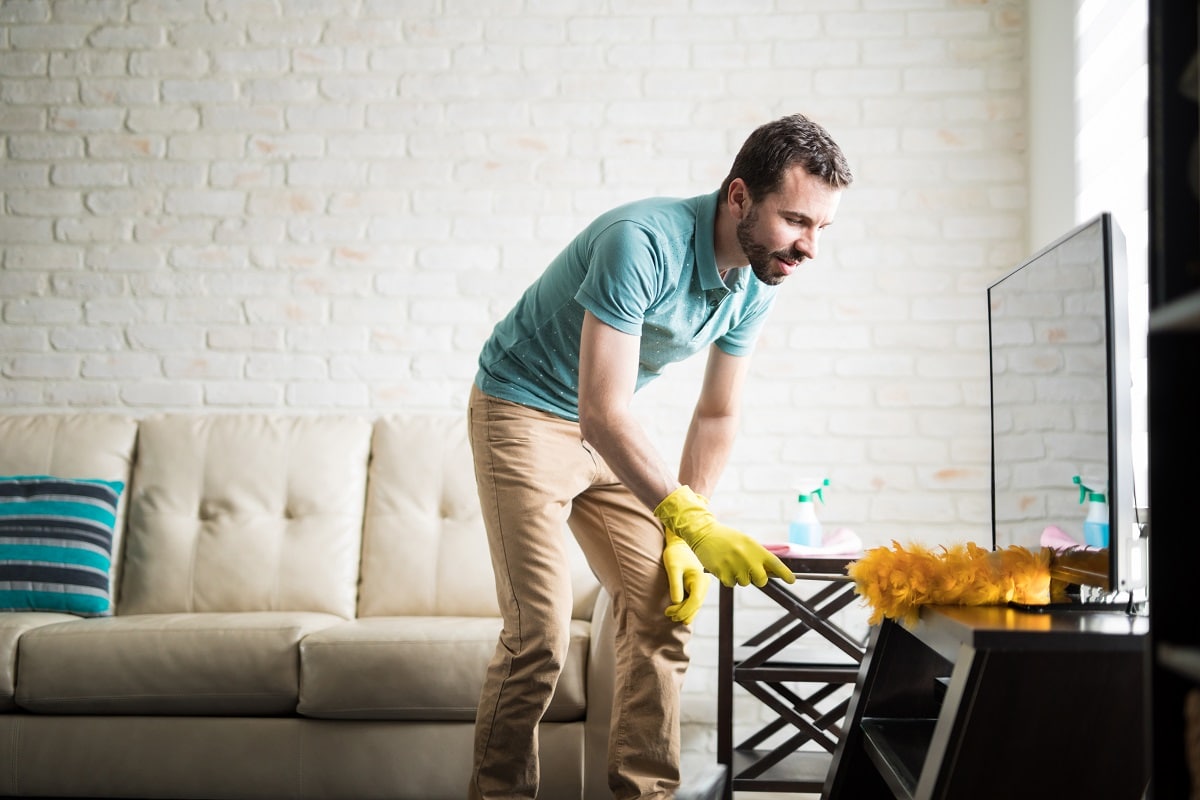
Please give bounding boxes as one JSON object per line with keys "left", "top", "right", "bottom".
{"left": 988, "top": 213, "right": 1146, "bottom": 595}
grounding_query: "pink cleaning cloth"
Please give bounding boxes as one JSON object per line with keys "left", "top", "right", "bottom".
{"left": 1040, "top": 525, "right": 1082, "bottom": 551}
{"left": 764, "top": 527, "right": 863, "bottom": 558}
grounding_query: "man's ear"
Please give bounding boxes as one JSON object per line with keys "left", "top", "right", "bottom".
{"left": 726, "top": 178, "right": 750, "bottom": 219}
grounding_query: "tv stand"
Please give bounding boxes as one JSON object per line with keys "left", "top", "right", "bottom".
{"left": 1007, "top": 598, "right": 1136, "bottom": 614}
{"left": 823, "top": 605, "right": 1148, "bottom": 800}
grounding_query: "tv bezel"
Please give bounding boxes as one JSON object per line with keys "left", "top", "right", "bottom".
{"left": 986, "top": 212, "right": 1145, "bottom": 595}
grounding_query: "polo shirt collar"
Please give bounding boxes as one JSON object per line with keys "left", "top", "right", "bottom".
{"left": 695, "top": 190, "right": 749, "bottom": 293}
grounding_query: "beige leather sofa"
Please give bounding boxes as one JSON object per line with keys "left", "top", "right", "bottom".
{"left": 0, "top": 413, "right": 616, "bottom": 800}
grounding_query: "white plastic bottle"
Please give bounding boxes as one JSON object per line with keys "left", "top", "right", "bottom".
{"left": 1083, "top": 490, "right": 1109, "bottom": 548}
{"left": 1073, "top": 475, "right": 1110, "bottom": 548}
{"left": 788, "top": 479, "right": 829, "bottom": 547}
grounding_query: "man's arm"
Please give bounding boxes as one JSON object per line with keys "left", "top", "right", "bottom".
{"left": 576, "top": 310, "right": 679, "bottom": 510}
{"left": 678, "top": 345, "right": 751, "bottom": 499}
{"left": 578, "top": 310, "right": 792, "bottom": 590}
{"left": 577, "top": 314, "right": 749, "bottom": 507}
{"left": 579, "top": 311, "right": 723, "bottom": 622}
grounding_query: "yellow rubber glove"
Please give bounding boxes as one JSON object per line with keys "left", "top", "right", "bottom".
{"left": 654, "top": 485, "right": 796, "bottom": 588}
{"left": 662, "top": 528, "right": 709, "bottom": 624}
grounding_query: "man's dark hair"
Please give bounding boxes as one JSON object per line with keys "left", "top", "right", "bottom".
{"left": 719, "top": 114, "right": 853, "bottom": 201}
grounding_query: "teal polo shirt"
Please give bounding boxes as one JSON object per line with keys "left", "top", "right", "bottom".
{"left": 475, "top": 190, "right": 778, "bottom": 421}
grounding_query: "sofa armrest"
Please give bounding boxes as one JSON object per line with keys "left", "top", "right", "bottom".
{"left": 583, "top": 587, "right": 614, "bottom": 800}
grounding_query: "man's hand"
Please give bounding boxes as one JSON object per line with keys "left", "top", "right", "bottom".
{"left": 662, "top": 529, "right": 710, "bottom": 624}
{"left": 654, "top": 485, "right": 796, "bottom": 588}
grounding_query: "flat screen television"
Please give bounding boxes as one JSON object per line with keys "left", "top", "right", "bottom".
{"left": 988, "top": 212, "right": 1147, "bottom": 598}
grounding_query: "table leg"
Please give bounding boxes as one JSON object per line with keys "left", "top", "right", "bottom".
{"left": 717, "top": 583, "right": 734, "bottom": 800}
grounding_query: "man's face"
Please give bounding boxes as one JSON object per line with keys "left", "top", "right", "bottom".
{"left": 734, "top": 166, "right": 842, "bottom": 286}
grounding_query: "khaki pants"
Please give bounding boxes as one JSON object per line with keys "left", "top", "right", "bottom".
{"left": 467, "top": 385, "right": 691, "bottom": 800}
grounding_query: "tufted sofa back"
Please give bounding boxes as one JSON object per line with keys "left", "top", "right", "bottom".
{"left": 358, "top": 415, "right": 600, "bottom": 620}
{"left": 1, "top": 412, "right": 600, "bottom": 623}
{"left": 118, "top": 414, "right": 372, "bottom": 617}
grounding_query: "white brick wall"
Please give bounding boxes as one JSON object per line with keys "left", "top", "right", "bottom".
{"left": 1, "top": 0, "right": 1029, "bottom": 759}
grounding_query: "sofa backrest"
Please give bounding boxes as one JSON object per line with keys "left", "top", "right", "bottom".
{"left": 0, "top": 412, "right": 601, "bottom": 622}
{"left": 118, "top": 414, "right": 372, "bottom": 617}
{"left": 358, "top": 415, "right": 600, "bottom": 620}
{"left": 0, "top": 414, "right": 138, "bottom": 606}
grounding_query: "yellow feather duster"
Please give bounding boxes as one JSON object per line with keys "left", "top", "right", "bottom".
{"left": 847, "top": 541, "right": 1052, "bottom": 627}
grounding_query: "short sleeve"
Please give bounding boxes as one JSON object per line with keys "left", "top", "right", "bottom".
{"left": 574, "top": 222, "right": 662, "bottom": 336}
{"left": 716, "top": 292, "right": 776, "bottom": 356}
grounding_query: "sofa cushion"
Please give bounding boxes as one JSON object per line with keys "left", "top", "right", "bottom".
{"left": 0, "top": 415, "right": 137, "bottom": 604}
{"left": 297, "top": 616, "right": 590, "bottom": 722}
{"left": 0, "top": 476, "right": 124, "bottom": 616}
{"left": 0, "top": 611, "right": 75, "bottom": 712}
{"left": 359, "top": 415, "right": 600, "bottom": 620}
{"left": 14, "top": 611, "right": 342, "bottom": 715}
{"left": 119, "top": 415, "right": 371, "bottom": 617}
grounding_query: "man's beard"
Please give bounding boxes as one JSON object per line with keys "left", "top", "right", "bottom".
{"left": 735, "top": 205, "right": 804, "bottom": 286}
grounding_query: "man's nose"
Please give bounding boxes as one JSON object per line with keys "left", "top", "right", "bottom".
{"left": 796, "top": 230, "right": 818, "bottom": 261}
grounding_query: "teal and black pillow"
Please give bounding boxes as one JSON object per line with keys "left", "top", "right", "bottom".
{"left": 0, "top": 475, "right": 124, "bottom": 616}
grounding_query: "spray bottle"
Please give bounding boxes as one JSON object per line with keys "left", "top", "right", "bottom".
{"left": 1073, "top": 475, "right": 1109, "bottom": 548}
{"left": 788, "top": 479, "right": 830, "bottom": 547}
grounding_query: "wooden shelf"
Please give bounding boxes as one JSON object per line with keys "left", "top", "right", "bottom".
{"left": 734, "top": 661, "right": 860, "bottom": 684}
{"left": 861, "top": 718, "right": 937, "bottom": 800}
{"left": 728, "top": 748, "right": 832, "bottom": 793}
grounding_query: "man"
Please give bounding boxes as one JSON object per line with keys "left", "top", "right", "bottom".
{"left": 468, "top": 114, "right": 852, "bottom": 799}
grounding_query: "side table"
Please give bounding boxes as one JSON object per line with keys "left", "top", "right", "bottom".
{"left": 716, "top": 555, "right": 865, "bottom": 799}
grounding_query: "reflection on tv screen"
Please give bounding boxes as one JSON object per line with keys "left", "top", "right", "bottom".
{"left": 990, "top": 222, "right": 1109, "bottom": 552}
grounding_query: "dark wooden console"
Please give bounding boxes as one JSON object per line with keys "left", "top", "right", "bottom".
{"left": 823, "top": 605, "right": 1148, "bottom": 800}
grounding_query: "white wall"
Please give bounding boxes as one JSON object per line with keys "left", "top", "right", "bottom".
{"left": 0, "top": 0, "right": 1029, "bottom": 757}
{"left": 1026, "top": 0, "right": 1149, "bottom": 504}
{"left": 1074, "top": 0, "right": 1150, "bottom": 503}
{"left": 1026, "top": 0, "right": 1076, "bottom": 251}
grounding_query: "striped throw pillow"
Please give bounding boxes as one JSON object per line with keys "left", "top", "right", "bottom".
{"left": 0, "top": 475, "right": 124, "bottom": 616}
